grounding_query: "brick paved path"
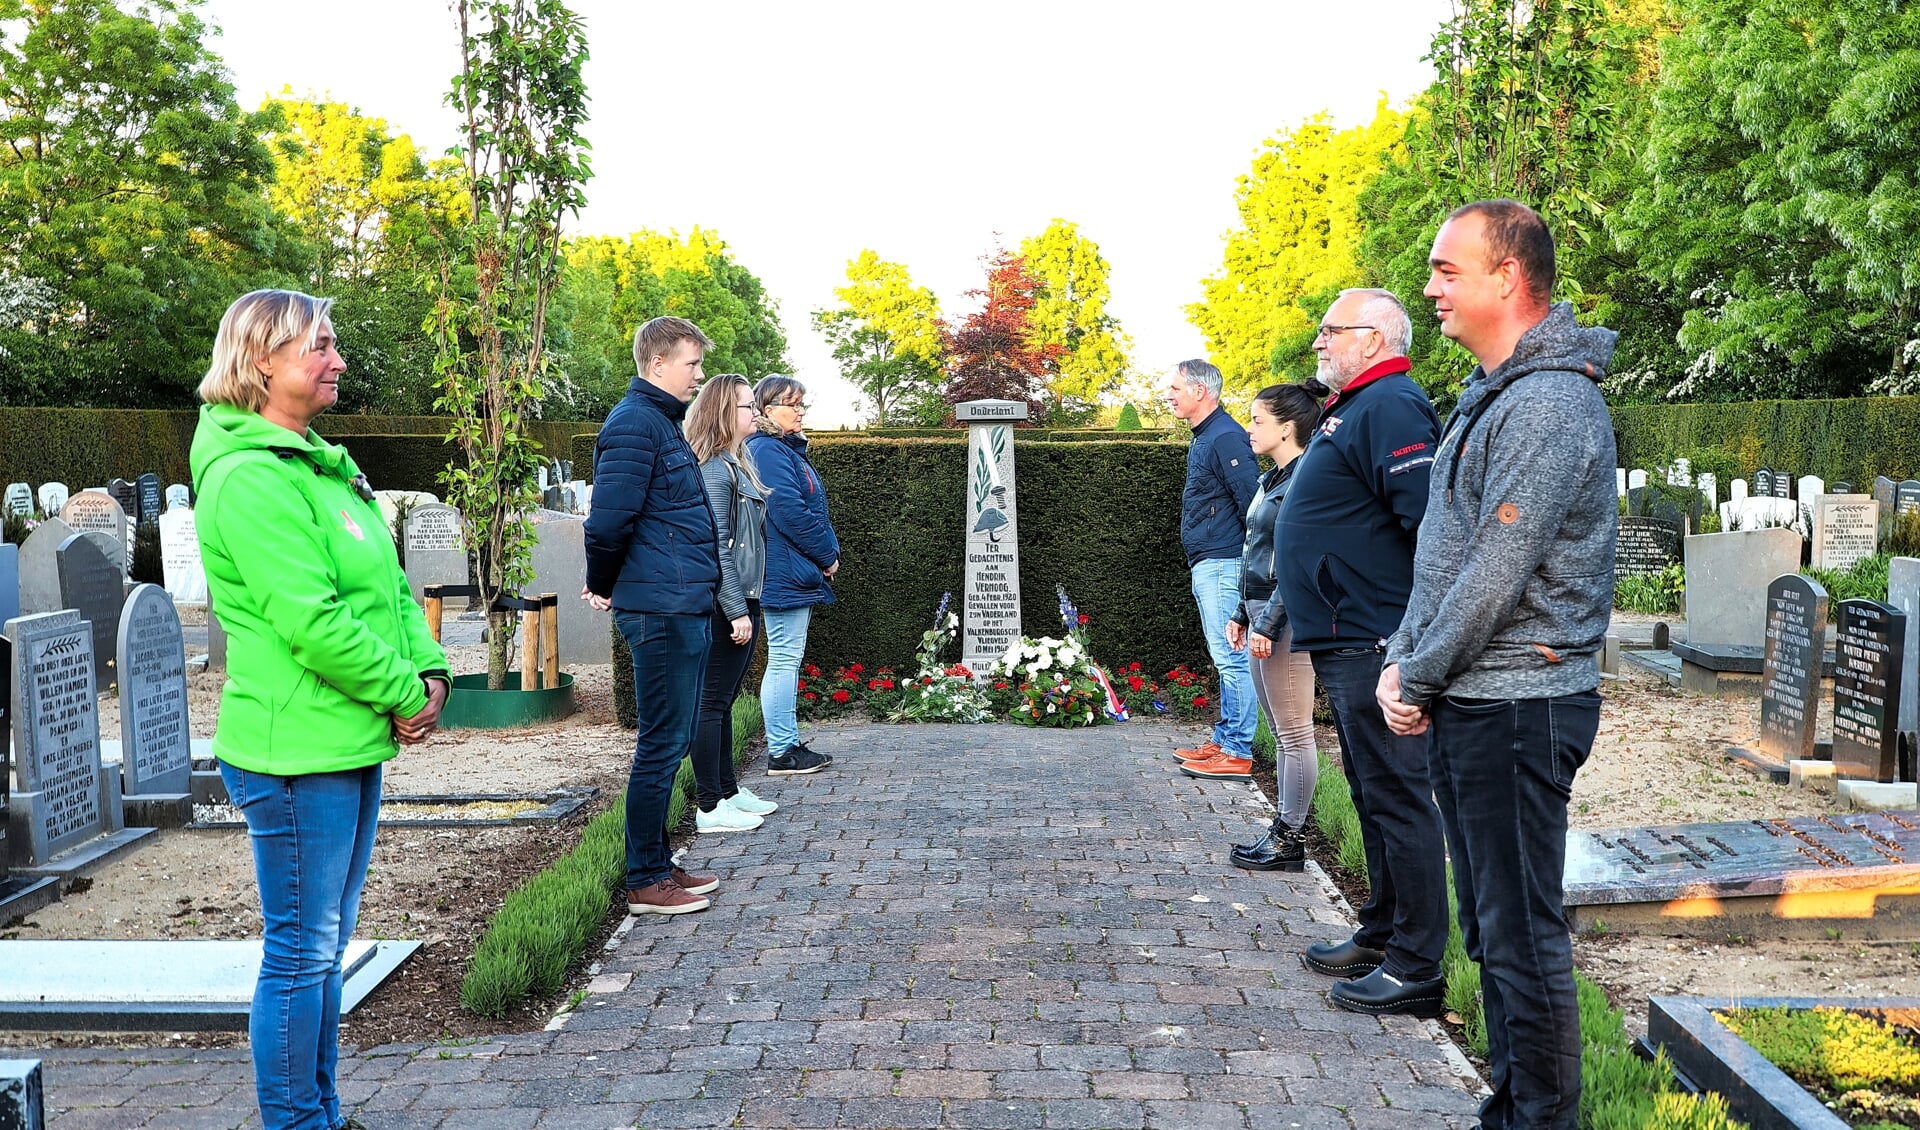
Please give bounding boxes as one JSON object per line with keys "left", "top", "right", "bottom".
{"left": 16, "top": 723, "right": 1482, "bottom": 1129}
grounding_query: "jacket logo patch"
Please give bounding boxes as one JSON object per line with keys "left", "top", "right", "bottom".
{"left": 341, "top": 510, "right": 365, "bottom": 540}
{"left": 1229, "top": 458, "right": 1240, "bottom": 466}
{"left": 1318, "top": 415, "right": 1343, "bottom": 437}
{"left": 1388, "top": 455, "right": 1434, "bottom": 475}
{"left": 1392, "top": 442, "right": 1428, "bottom": 458}
{"left": 1497, "top": 502, "right": 1520, "bottom": 525}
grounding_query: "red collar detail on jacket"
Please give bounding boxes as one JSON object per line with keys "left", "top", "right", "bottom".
{"left": 1323, "top": 356, "right": 1413, "bottom": 412}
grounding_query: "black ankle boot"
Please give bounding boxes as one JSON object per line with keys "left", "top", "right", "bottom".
{"left": 1231, "top": 820, "right": 1306, "bottom": 872}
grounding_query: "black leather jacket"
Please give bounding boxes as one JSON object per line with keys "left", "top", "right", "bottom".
{"left": 1231, "top": 460, "right": 1297, "bottom": 640}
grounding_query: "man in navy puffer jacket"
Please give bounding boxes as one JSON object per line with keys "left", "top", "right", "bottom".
{"left": 585, "top": 316, "right": 723, "bottom": 917}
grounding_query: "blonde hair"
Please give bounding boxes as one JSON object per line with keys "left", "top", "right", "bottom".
{"left": 685, "top": 374, "right": 764, "bottom": 491}
{"left": 199, "top": 289, "right": 335, "bottom": 412}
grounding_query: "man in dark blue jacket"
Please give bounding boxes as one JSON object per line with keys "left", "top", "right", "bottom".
{"left": 1273, "top": 288, "right": 1450, "bottom": 1018}
{"left": 1167, "top": 358, "right": 1260, "bottom": 779}
{"left": 585, "top": 315, "right": 723, "bottom": 917}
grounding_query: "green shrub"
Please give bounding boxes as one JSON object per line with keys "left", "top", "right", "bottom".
{"left": 1115, "top": 403, "right": 1143, "bottom": 431}
{"left": 338, "top": 433, "right": 468, "bottom": 497}
{"left": 585, "top": 435, "right": 1210, "bottom": 683}
{"left": 1884, "top": 510, "right": 1920, "bottom": 559}
{"left": 459, "top": 694, "right": 762, "bottom": 1018}
{"left": 0, "top": 408, "right": 594, "bottom": 494}
{"left": 1616, "top": 563, "right": 1686, "bottom": 614}
{"left": 1808, "top": 553, "right": 1891, "bottom": 604}
{"left": 1612, "top": 394, "right": 1920, "bottom": 489}
{"left": 130, "top": 521, "right": 162, "bottom": 584}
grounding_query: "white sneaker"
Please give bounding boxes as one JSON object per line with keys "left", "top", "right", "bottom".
{"left": 695, "top": 803, "right": 763, "bottom": 833}
{"left": 727, "top": 787, "right": 778, "bottom": 817}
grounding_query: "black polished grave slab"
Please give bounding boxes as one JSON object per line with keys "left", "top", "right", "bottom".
{"left": 134, "top": 473, "right": 161, "bottom": 528}
{"left": 1617, "top": 515, "right": 1682, "bottom": 577}
{"left": 1832, "top": 599, "right": 1907, "bottom": 783}
{"left": 1753, "top": 468, "right": 1774, "bottom": 497}
{"left": 1900, "top": 479, "right": 1920, "bottom": 517}
{"left": 1671, "top": 641, "right": 1838, "bottom": 676}
{"left": 1649, "top": 996, "right": 1864, "bottom": 1130}
{"left": 1756, "top": 575, "right": 1829, "bottom": 767}
{"left": 1565, "top": 812, "right": 1920, "bottom": 936}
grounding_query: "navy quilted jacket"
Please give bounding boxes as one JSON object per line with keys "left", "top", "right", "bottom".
{"left": 584, "top": 378, "right": 720, "bottom": 615}
{"left": 745, "top": 423, "right": 840, "bottom": 611}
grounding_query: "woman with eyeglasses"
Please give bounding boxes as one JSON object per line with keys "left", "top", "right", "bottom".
{"left": 745, "top": 375, "right": 840, "bottom": 775}
{"left": 684, "top": 374, "right": 780, "bottom": 830}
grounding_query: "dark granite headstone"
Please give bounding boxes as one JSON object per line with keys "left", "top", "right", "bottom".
{"left": 1832, "top": 599, "right": 1907, "bottom": 783}
{"left": 1753, "top": 469, "right": 1774, "bottom": 498}
{"left": 1758, "top": 574, "right": 1829, "bottom": 765}
{"left": 1832, "top": 482, "right": 1853, "bottom": 495}
{"left": 1617, "top": 515, "right": 1682, "bottom": 577}
{"left": 1773, "top": 472, "right": 1794, "bottom": 500}
{"left": 134, "top": 473, "right": 161, "bottom": 528}
{"left": 107, "top": 478, "right": 136, "bottom": 520}
{"left": 1898, "top": 480, "right": 1920, "bottom": 517}
{"left": 4, "top": 610, "right": 114, "bottom": 865}
{"left": 55, "top": 534, "right": 125, "bottom": 693}
{"left": 116, "top": 585, "right": 191, "bottom": 797}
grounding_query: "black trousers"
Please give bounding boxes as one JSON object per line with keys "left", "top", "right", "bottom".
{"left": 690, "top": 600, "right": 761, "bottom": 812}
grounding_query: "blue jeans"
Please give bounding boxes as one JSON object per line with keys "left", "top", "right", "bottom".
{"left": 1310, "top": 647, "right": 1448, "bottom": 981}
{"left": 1190, "top": 557, "right": 1256, "bottom": 758}
{"left": 221, "top": 761, "right": 381, "bottom": 1130}
{"left": 1431, "top": 692, "right": 1601, "bottom": 1130}
{"left": 759, "top": 605, "right": 813, "bottom": 757}
{"left": 616, "top": 611, "right": 710, "bottom": 889}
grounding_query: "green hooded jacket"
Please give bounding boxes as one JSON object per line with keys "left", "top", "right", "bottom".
{"left": 190, "top": 403, "right": 449, "bottom": 775}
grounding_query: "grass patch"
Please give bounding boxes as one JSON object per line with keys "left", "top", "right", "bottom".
{"left": 459, "top": 695, "right": 764, "bottom": 1019}
{"left": 1252, "top": 712, "right": 1275, "bottom": 765}
{"left": 1310, "top": 745, "right": 1745, "bottom": 1128}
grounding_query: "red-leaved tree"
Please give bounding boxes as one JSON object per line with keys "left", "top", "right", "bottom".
{"left": 940, "top": 250, "right": 1059, "bottom": 421}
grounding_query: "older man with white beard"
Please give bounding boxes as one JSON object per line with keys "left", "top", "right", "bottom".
{"left": 1271, "top": 288, "right": 1451, "bottom": 1018}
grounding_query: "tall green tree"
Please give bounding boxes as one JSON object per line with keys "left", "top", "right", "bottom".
{"left": 811, "top": 249, "right": 945, "bottom": 426}
{"left": 550, "top": 228, "right": 789, "bottom": 417}
{"left": 1189, "top": 102, "right": 1406, "bottom": 395}
{"left": 1018, "top": 219, "right": 1132, "bottom": 418}
{"left": 0, "top": 0, "right": 301, "bottom": 406}
{"left": 434, "top": 0, "right": 592, "bottom": 688}
{"left": 1612, "top": 0, "right": 1920, "bottom": 399}
{"left": 259, "top": 92, "right": 467, "bottom": 413}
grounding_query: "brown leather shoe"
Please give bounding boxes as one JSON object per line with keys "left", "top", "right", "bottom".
{"left": 1179, "top": 755, "right": 1254, "bottom": 781}
{"left": 626, "top": 877, "right": 709, "bottom": 915}
{"left": 1174, "top": 741, "right": 1223, "bottom": 762}
{"left": 672, "top": 866, "right": 719, "bottom": 896}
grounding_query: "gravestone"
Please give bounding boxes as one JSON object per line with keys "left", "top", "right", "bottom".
{"left": 1832, "top": 482, "right": 1853, "bottom": 495}
{"left": 1890, "top": 558, "right": 1920, "bottom": 768}
{"left": 164, "top": 484, "right": 190, "bottom": 512}
{"left": 1757, "top": 574, "right": 1829, "bottom": 766}
{"left": 58, "top": 491, "right": 127, "bottom": 567}
{"left": 1772, "top": 472, "right": 1794, "bottom": 500}
{"left": 134, "top": 473, "right": 161, "bottom": 527}
{"left": 527, "top": 512, "right": 607, "bottom": 665}
{"left": 536, "top": 464, "right": 551, "bottom": 490}
{"left": 1875, "top": 476, "right": 1897, "bottom": 513}
{"left": 0, "top": 545, "right": 15, "bottom": 627}
{"left": 3, "top": 483, "right": 31, "bottom": 518}
{"left": 1831, "top": 599, "right": 1906, "bottom": 783}
{"left": 1753, "top": 469, "right": 1774, "bottom": 498}
{"left": 158, "top": 509, "right": 207, "bottom": 605}
{"left": 1683, "top": 528, "right": 1805, "bottom": 647}
{"left": 115, "top": 585, "right": 192, "bottom": 820}
{"left": 1697, "top": 473, "right": 1718, "bottom": 507}
{"left": 1616, "top": 515, "right": 1682, "bottom": 577}
{"left": 1797, "top": 475, "right": 1825, "bottom": 506}
{"left": 3, "top": 611, "right": 122, "bottom": 866}
{"left": 957, "top": 399, "right": 1026, "bottom": 677}
{"left": 1616, "top": 468, "right": 1627, "bottom": 498}
{"left": 1664, "top": 459, "right": 1692, "bottom": 488}
{"left": 1812, "top": 494, "right": 1880, "bottom": 571}
{"left": 57, "top": 534, "right": 125, "bottom": 692}
{"left": 1729, "top": 478, "right": 1748, "bottom": 503}
{"left": 15, "top": 519, "right": 73, "bottom": 615}
{"left": 107, "top": 479, "right": 136, "bottom": 521}
{"left": 1627, "top": 469, "right": 1648, "bottom": 490}
{"left": 402, "top": 503, "right": 467, "bottom": 601}
{"left": 34, "top": 483, "right": 67, "bottom": 520}
{"left": 1898, "top": 480, "right": 1920, "bottom": 517}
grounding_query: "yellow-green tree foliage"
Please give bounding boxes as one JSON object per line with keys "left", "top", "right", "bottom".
{"left": 1189, "top": 101, "right": 1406, "bottom": 395}
{"left": 813, "top": 250, "right": 946, "bottom": 425}
{"left": 833, "top": 249, "right": 944, "bottom": 364}
{"left": 1018, "top": 219, "right": 1133, "bottom": 411}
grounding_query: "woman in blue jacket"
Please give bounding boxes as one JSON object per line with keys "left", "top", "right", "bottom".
{"left": 745, "top": 375, "right": 840, "bottom": 775}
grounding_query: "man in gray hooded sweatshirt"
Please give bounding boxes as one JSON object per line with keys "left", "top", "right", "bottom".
{"left": 1377, "top": 199, "right": 1616, "bottom": 1130}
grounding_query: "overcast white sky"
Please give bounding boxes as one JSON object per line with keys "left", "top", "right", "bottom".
{"left": 201, "top": 1, "right": 1447, "bottom": 426}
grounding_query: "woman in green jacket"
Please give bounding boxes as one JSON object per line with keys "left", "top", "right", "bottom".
{"left": 191, "top": 289, "right": 450, "bottom": 1130}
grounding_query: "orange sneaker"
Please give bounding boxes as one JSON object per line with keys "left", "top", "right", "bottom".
{"left": 1174, "top": 741, "right": 1223, "bottom": 762}
{"left": 1179, "top": 755, "right": 1254, "bottom": 781}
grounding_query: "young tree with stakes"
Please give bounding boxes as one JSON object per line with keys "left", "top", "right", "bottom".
{"left": 433, "top": 0, "right": 592, "bottom": 689}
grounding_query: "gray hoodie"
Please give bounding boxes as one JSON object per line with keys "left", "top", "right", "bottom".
{"left": 1385, "top": 303, "right": 1618, "bottom": 705}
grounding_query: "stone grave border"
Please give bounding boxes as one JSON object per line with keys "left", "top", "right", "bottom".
{"left": 1646, "top": 994, "right": 1910, "bottom": 1130}
{"left": 184, "top": 787, "right": 596, "bottom": 829}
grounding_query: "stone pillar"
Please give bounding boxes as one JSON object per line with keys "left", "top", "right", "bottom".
{"left": 957, "top": 400, "right": 1027, "bottom": 677}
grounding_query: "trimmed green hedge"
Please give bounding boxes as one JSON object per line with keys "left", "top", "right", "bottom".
{"left": 0, "top": 408, "right": 594, "bottom": 495}
{"left": 1612, "top": 394, "right": 1920, "bottom": 486}
{"left": 584, "top": 434, "right": 1208, "bottom": 705}
{"left": 342, "top": 434, "right": 468, "bottom": 497}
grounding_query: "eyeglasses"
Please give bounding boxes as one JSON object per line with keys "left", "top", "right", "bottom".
{"left": 1315, "top": 324, "right": 1376, "bottom": 339}
{"left": 735, "top": 402, "right": 756, "bottom": 411}
{"left": 776, "top": 400, "right": 810, "bottom": 411}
